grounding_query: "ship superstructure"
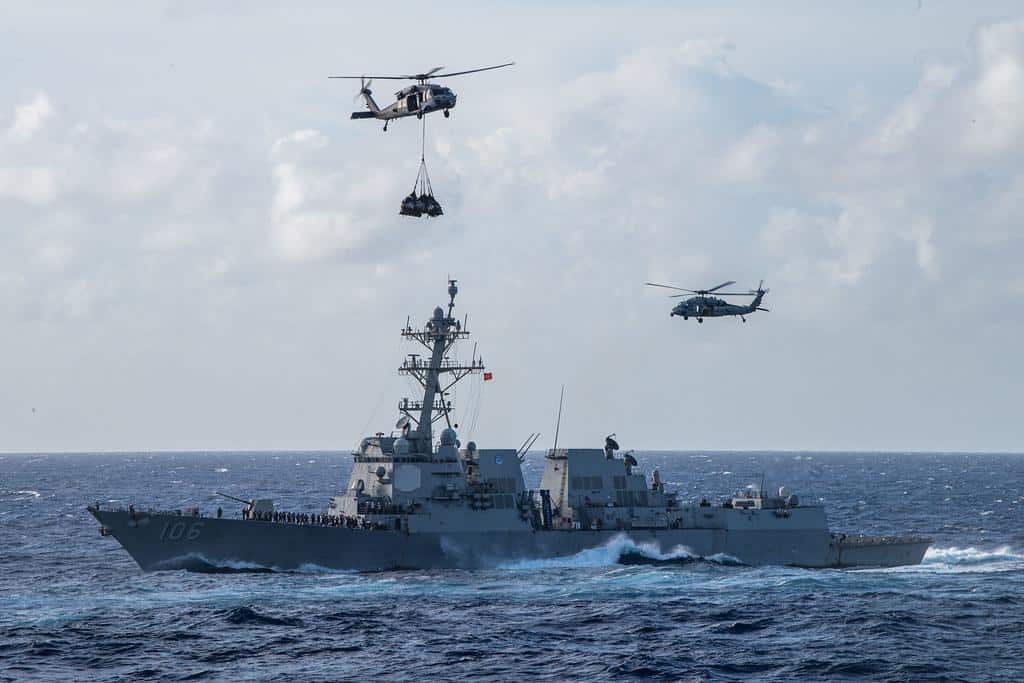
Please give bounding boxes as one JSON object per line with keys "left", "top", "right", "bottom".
{"left": 89, "top": 282, "right": 931, "bottom": 571}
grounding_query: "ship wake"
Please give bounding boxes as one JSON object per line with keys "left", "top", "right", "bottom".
{"left": 866, "top": 545, "right": 1024, "bottom": 575}
{"left": 919, "top": 545, "right": 1024, "bottom": 573}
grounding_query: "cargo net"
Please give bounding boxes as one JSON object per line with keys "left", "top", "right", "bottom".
{"left": 400, "top": 117, "right": 443, "bottom": 218}
{"left": 401, "top": 158, "right": 443, "bottom": 218}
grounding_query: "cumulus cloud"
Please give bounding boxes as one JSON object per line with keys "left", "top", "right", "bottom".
{"left": 717, "top": 125, "right": 780, "bottom": 183}
{"left": 965, "top": 19, "right": 1024, "bottom": 155}
{"left": 3, "top": 4, "right": 1024, "bottom": 451}
{"left": 268, "top": 130, "right": 402, "bottom": 263}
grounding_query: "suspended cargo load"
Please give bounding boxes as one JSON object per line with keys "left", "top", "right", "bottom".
{"left": 400, "top": 156, "right": 443, "bottom": 218}
{"left": 400, "top": 192, "right": 422, "bottom": 217}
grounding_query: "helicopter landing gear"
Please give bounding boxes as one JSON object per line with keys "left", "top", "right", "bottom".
{"left": 682, "top": 315, "right": 688, "bottom": 320}
{"left": 697, "top": 318, "right": 704, "bottom": 323}
{"left": 741, "top": 315, "right": 746, "bottom": 323}
{"left": 383, "top": 120, "right": 389, "bottom": 132}
{"left": 443, "top": 109, "right": 450, "bottom": 118}
{"left": 416, "top": 112, "right": 423, "bottom": 120}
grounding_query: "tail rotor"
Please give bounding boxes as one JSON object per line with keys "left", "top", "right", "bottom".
{"left": 354, "top": 77, "right": 373, "bottom": 104}
{"left": 752, "top": 280, "right": 770, "bottom": 312}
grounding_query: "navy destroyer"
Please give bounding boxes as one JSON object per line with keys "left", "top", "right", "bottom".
{"left": 89, "top": 281, "right": 931, "bottom": 571}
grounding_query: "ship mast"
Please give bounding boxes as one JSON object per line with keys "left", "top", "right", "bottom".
{"left": 397, "top": 279, "right": 484, "bottom": 456}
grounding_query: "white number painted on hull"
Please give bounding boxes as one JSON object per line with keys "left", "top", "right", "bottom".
{"left": 160, "top": 521, "right": 204, "bottom": 542}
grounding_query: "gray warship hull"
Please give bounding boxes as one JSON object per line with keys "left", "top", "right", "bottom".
{"left": 89, "top": 509, "right": 930, "bottom": 572}
{"left": 88, "top": 282, "right": 932, "bottom": 573}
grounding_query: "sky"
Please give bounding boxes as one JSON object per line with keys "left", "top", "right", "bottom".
{"left": 1, "top": 1, "right": 1023, "bottom": 453}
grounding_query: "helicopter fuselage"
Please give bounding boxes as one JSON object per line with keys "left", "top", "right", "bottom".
{"left": 353, "top": 83, "right": 457, "bottom": 124}
{"left": 670, "top": 292, "right": 766, "bottom": 322}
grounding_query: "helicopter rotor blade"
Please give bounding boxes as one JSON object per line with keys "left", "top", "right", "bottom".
{"left": 329, "top": 74, "right": 416, "bottom": 80}
{"left": 331, "top": 63, "right": 511, "bottom": 81}
{"left": 398, "top": 66, "right": 446, "bottom": 80}
{"left": 430, "top": 62, "right": 515, "bottom": 78}
{"left": 705, "top": 280, "right": 736, "bottom": 293}
{"left": 645, "top": 282, "right": 696, "bottom": 293}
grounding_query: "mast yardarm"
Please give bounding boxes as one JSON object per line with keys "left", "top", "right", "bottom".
{"left": 397, "top": 279, "right": 484, "bottom": 455}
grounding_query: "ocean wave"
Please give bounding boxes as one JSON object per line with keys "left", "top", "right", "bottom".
{"left": 224, "top": 606, "right": 303, "bottom": 627}
{"left": 154, "top": 552, "right": 355, "bottom": 575}
{"left": 856, "top": 545, "right": 1024, "bottom": 575}
{"left": 498, "top": 534, "right": 740, "bottom": 570}
{"left": 151, "top": 553, "right": 277, "bottom": 573}
{"left": 4, "top": 490, "right": 41, "bottom": 501}
{"left": 923, "top": 545, "right": 1023, "bottom": 565}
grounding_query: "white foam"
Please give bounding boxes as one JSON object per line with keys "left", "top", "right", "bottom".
{"left": 167, "top": 552, "right": 355, "bottom": 575}
{"left": 499, "top": 534, "right": 698, "bottom": 570}
{"left": 5, "top": 489, "right": 42, "bottom": 501}
{"left": 214, "top": 468, "right": 229, "bottom": 473}
{"left": 924, "top": 545, "right": 1023, "bottom": 565}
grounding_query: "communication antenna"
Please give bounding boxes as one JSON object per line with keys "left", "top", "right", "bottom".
{"left": 552, "top": 385, "right": 565, "bottom": 452}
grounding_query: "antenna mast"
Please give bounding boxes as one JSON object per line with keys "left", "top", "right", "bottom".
{"left": 552, "top": 385, "right": 565, "bottom": 452}
{"left": 396, "top": 279, "right": 484, "bottom": 456}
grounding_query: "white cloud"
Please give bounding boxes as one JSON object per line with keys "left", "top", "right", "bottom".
{"left": 873, "top": 64, "right": 957, "bottom": 155}
{"left": 546, "top": 160, "right": 613, "bottom": 200}
{"left": 3, "top": 5, "right": 1024, "bottom": 452}
{"left": 269, "top": 130, "right": 404, "bottom": 263}
{"left": 717, "top": 125, "right": 780, "bottom": 183}
{"left": 760, "top": 208, "right": 814, "bottom": 254}
{"left": 271, "top": 128, "right": 328, "bottom": 153}
{"left": 6, "top": 92, "right": 53, "bottom": 142}
{"left": 966, "top": 19, "right": 1024, "bottom": 155}
{"left": 907, "top": 218, "right": 938, "bottom": 277}
{"left": 110, "top": 142, "right": 185, "bottom": 201}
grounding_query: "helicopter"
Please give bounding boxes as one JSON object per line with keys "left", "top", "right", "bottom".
{"left": 645, "top": 280, "right": 770, "bottom": 323}
{"left": 329, "top": 63, "right": 514, "bottom": 131}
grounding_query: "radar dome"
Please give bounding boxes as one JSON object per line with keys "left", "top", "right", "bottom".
{"left": 440, "top": 427, "right": 458, "bottom": 446}
{"left": 778, "top": 486, "right": 789, "bottom": 498}
{"left": 466, "top": 441, "right": 477, "bottom": 453}
{"left": 433, "top": 306, "right": 444, "bottom": 321}
{"left": 375, "top": 466, "right": 386, "bottom": 480}
{"left": 787, "top": 494, "right": 799, "bottom": 507}
{"left": 394, "top": 437, "right": 411, "bottom": 456}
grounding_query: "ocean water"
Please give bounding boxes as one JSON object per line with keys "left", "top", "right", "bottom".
{"left": 1, "top": 451, "right": 1022, "bottom": 682}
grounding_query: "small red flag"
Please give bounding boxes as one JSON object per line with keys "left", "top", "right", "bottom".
{"left": 483, "top": 372, "right": 493, "bottom": 381}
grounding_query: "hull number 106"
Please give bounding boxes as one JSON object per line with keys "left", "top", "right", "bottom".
{"left": 160, "top": 521, "right": 203, "bottom": 542}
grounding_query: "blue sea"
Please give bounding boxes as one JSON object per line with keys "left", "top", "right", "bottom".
{"left": 1, "top": 451, "right": 1022, "bottom": 682}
